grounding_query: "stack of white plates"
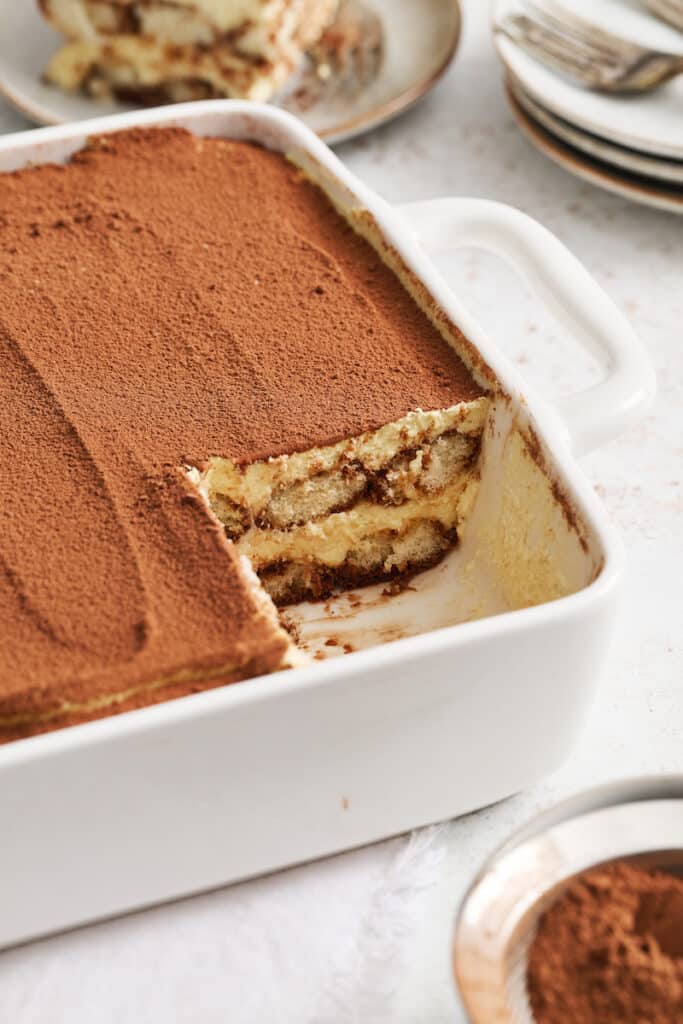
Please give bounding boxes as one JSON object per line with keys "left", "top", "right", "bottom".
{"left": 493, "top": 0, "right": 683, "bottom": 212}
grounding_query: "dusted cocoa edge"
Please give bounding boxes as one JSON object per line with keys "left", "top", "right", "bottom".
{"left": 0, "top": 655, "right": 278, "bottom": 743}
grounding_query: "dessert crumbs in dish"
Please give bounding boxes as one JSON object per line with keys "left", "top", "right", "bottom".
{"left": 0, "top": 126, "right": 488, "bottom": 741}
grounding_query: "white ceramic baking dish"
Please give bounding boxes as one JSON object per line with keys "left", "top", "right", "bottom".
{"left": 0, "top": 101, "right": 654, "bottom": 949}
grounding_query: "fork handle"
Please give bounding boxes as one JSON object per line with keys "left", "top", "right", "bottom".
{"left": 397, "top": 198, "right": 655, "bottom": 456}
{"left": 645, "top": 0, "right": 683, "bottom": 33}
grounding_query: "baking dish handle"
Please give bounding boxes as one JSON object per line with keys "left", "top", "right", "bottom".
{"left": 396, "top": 198, "right": 655, "bottom": 456}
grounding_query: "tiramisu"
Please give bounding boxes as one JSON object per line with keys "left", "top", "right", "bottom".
{"left": 39, "top": 0, "right": 340, "bottom": 102}
{"left": 0, "top": 127, "right": 488, "bottom": 741}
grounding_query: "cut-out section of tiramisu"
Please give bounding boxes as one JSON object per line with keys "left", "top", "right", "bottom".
{"left": 0, "top": 127, "right": 488, "bottom": 742}
{"left": 39, "top": 0, "right": 340, "bottom": 102}
{"left": 199, "top": 402, "right": 486, "bottom": 605}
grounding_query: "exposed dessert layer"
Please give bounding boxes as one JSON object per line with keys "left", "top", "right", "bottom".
{"left": 0, "top": 127, "right": 487, "bottom": 741}
{"left": 40, "top": 0, "right": 339, "bottom": 101}
{"left": 202, "top": 405, "right": 484, "bottom": 523}
{"left": 200, "top": 402, "right": 487, "bottom": 603}
{"left": 40, "top": 0, "right": 337, "bottom": 55}
{"left": 43, "top": 36, "right": 291, "bottom": 103}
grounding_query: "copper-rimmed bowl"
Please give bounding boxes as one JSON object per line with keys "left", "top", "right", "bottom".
{"left": 454, "top": 776, "right": 683, "bottom": 1023}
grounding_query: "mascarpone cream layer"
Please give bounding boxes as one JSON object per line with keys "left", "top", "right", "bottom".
{"left": 45, "top": 36, "right": 290, "bottom": 100}
{"left": 43, "top": 0, "right": 310, "bottom": 39}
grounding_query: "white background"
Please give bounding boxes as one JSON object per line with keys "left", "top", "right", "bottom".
{"left": 1, "top": 3, "right": 681, "bottom": 1021}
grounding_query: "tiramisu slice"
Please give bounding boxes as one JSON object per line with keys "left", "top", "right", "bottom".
{"left": 39, "top": 0, "right": 339, "bottom": 102}
{"left": 199, "top": 402, "right": 486, "bottom": 605}
{"left": 0, "top": 127, "right": 488, "bottom": 742}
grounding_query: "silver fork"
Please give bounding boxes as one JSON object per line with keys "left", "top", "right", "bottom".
{"left": 644, "top": 0, "right": 683, "bottom": 32}
{"left": 496, "top": 0, "right": 683, "bottom": 93}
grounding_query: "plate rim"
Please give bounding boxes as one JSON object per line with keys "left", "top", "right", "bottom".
{"left": 319, "top": 0, "right": 462, "bottom": 144}
{"left": 506, "top": 82, "right": 683, "bottom": 215}
{"left": 492, "top": 0, "right": 683, "bottom": 161}
{"left": 508, "top": 75, "right": 683, "bottom": 185}
{"left": 0, "top": 0, "right": 462, "bottom": 144}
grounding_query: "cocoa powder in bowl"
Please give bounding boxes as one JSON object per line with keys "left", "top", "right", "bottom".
{"left": 527, "top": 860, "right": 683, "bottom": 1024}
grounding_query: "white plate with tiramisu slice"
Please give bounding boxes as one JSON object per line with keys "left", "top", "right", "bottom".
{"left": 0, "top": 0, "right": 461, "bottom": 143}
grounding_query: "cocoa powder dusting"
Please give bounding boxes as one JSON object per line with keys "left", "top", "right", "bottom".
{"left": 0, "top": 127, "right": 482, "bottom": 739}
{"left": 528, "top": 861, "right": 683, "bottom": 1024}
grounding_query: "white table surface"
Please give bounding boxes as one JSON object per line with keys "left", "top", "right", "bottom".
{"left": 1, "top": 3, "right": 681, "bottom": 1021}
